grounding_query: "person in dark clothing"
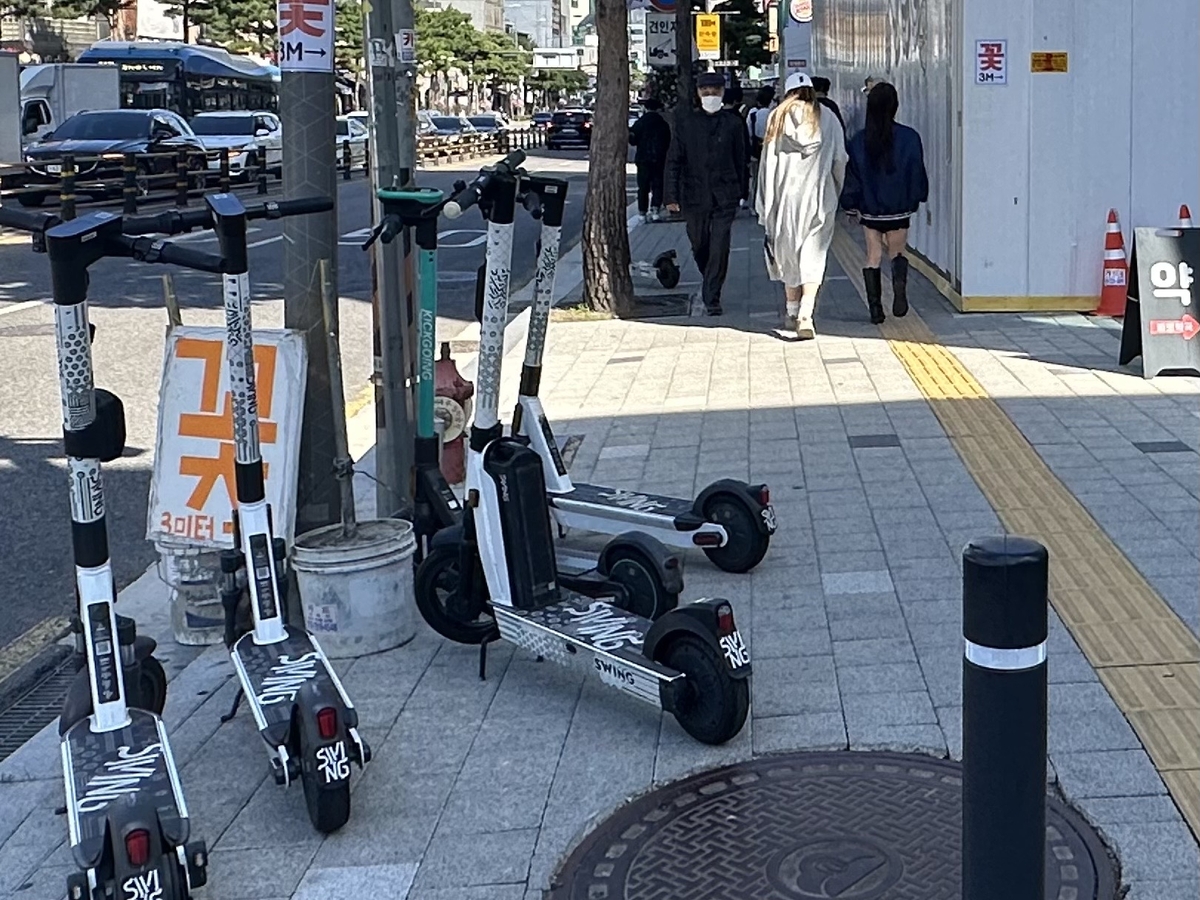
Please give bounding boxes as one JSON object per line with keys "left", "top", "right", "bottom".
{"left": 629, "top": 97, "right": 672, "bottom": 221}
{"left": 723, "top": 86, "right": 752, "bottom": 211}
{"left": 810, "top": 76, "right": 845, "bottom": 132}
{"left": 745, "top": 86, "right": 775, "bottom": 211}
{"left": 840, "top": 81, "right": 929, "bottom": 324}
{"left": 665, "top": 72, "right": 749, "bottom": 315}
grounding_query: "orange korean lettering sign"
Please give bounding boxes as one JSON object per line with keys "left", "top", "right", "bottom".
{"left": 277, "top": 0, "right": 334, "bottom": 72}
{"left": 147, "top": 327, "right": 307, "bottom": 551}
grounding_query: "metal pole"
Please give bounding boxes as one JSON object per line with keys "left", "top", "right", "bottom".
{"left": 277, "top": 0, "right": 341, "bottom": 534}
{"left": 961, "top": 535, "right": 1048, "bottom": 900}
{"left": 365, "top": 0, "right": 420, "bottom": 519}
{"left": 319, "top": 258, "right": 357, "bottom": 539}
{"left": 674, "top": 0, "right": 693, "bottom": 113}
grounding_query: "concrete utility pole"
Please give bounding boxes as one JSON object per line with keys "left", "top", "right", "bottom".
{"left": 277, "top": 0, "right": 341, "bottom": 533}
{"left": 364, "top": 0, "right": 420, "bottom": 519}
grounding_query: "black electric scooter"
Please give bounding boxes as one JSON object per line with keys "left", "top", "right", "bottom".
{"left": 0, "top": 205, "right": 209, "bottom": 900}
{"left": 364, "top": 169, "right": 684, "bottom": 635}
{"left": 413, "top": 154, "right": 752, "bottom": 745}
{"left": 108, "top": 193, "right": 371, "bottom": 833}
{"left": 508, "top": 175, "right": 776, "bottom": 573}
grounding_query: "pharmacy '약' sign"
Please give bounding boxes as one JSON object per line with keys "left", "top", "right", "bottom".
{"left": 147, "top": 326, "right": 307, "bottom": 550}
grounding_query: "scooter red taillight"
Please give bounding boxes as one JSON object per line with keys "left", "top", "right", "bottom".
{"left": 758, "top": 485, "right": 770, "bottom": 506}
{"left": 125, "top": 829, "right": 151, "bottom": 868}
{"left": 317, "top": 707, "right": 338, "bottom": 740}
{"left": 716, "top": 603, "right": 735, "bottom": 637}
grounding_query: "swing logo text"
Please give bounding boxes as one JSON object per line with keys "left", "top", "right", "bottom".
{"left": 76, "top": 743, "right": 163, "bottom": 814}
{"left": 122, "top": 869, "right": 163, "bottom": 900}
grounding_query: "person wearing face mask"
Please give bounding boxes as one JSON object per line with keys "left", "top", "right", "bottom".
{"left": 664, "top": 72, "right": 749, "bottom": 316}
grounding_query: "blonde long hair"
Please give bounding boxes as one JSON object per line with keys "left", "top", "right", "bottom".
{"left": 763, "top": 87, "right": 820, "bottom": 145}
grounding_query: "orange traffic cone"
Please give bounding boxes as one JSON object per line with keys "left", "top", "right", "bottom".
{"left": 1094, "top": 209, "right": 1128, "bottom": 316}
{"left": 1181, "top": 204, "right": 1194, "bottom": 227}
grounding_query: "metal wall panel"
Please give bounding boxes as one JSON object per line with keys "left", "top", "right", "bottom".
{"left": 812, "top": 0, "right": 961, "bottom": 284}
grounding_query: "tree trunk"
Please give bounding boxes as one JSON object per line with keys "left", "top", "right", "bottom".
{"left": 582, "top": 0, "right": 634, "bottom": 315}
{"left": 674, "top": 0, "right": 693, "bottom": 118}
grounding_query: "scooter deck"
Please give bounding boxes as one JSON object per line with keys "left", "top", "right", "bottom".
{"left": 231, "top": 627, "right": 345, "bottom": 742}
{"left": 64, "top": 709, "right": 187, "bottom": 870}
{"left": 551, "top": 482, "right": 700, "bottom": 526}
{"left": 493, "top": 591, "right": 680, "bottom": 707}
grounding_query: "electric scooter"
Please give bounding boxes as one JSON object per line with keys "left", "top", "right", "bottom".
{"left": 413, "top": 153, "right": 752, "bottom": 745}
{"left": 106, "top": 193, "right": 370, "bottom": 833}
{"left": 510, "top": 185, "right": 778, "bottom": 573}
{"left": 364, "top": 173, "right": 684, "bottom": 636}
{"left": 0, "top": 205, "right": 209, "bottom": 900}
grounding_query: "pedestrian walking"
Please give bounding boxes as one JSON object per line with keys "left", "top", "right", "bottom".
{"left": 810, "top": 76, "right": 845, "bottom": 132}
{"left": 755, "top": 71, "right": 848, "bottom": 340}
{"left": 840, "top": 80, "right": 929, "bottom": 324}
{"left": 629, "top": 97, "right": 672, "bottom": 222}
{"left": 664, "top": 72, "right": 750, "bottom": 316}
{"left": 745, "top": 86, "right": 775, "bottom": 216}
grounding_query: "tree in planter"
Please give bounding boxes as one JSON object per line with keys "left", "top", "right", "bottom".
{"left": 581, "top": 0, "right": 634, "bottom": 315}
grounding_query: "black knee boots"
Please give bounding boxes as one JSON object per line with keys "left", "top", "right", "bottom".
{"left": 863, "top": 267, "right": 885, "bottom": 324}
{"left": 892, "top": 254, "right": 910, "bottom": 317}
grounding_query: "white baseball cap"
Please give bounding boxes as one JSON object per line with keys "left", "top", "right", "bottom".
{"left": 785, "top": 72, "right": 812, "bottom": 93}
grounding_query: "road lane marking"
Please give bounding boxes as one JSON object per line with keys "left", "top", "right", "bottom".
{"left": 0, "top": 299, "right": 44, "bottom": 317}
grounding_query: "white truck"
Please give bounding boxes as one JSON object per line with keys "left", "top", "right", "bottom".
{"left": 19, "top": 62, "right": 121, "bottom": 147}
{"left": 0, "top": 53, "right": 19, "bottom": 171}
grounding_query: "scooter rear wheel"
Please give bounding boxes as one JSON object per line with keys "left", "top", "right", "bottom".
{"left": 414, "top": 544, "right": 497, "bottom": 645}
{"left": 658, "top": 634, "right": 749, "bottom": 745}
{"left": 701, "top": 495, "right": 770, "bottom": 574}
{"left": 301, "top": 761, "right": 351, "bottom": 834}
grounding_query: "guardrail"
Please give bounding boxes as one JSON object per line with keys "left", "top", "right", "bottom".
{"left": 0, "top": 126, "right": 547, "bottom": 218}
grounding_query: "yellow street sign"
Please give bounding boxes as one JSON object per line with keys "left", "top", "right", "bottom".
{"left": 695, "top": 14, "right": 721, "bottom": 60}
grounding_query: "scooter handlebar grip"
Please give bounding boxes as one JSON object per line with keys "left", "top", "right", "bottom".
{"left": 254, "top": 197, "right": 333, "bottom": 219}
{"left": 122, "top": 208, "right": 212, "bottom": 236}
{"left": 0, "top": 206, "right": 53, "bottom": 233}
{"left": 153, "top": 242, "right": 226, "bottom": 273}
{"left": 443, "top": 200, "right": 464, "bottom": 219}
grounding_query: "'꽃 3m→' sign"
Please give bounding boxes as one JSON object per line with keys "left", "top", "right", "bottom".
{"left": 146, "top": 326, "right": 307, "bottom": 550}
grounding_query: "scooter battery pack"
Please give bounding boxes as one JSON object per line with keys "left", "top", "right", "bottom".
{"left": 484, "top": 438, "right": 559, "bottom": 610}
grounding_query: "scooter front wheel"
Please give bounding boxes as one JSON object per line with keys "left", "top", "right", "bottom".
{"left": 605, "top": 546, "right": 678, "bottom": 621}
{"left": 658, "top": 634, "right": 749, "bottom": 745}
{"left": 135, "top": 655, "right": 169, "bottom": 715}
{"left": 413, "top": 544, "right": 497, "bottom": 645}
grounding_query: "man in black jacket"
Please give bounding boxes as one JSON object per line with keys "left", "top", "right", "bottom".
{"left": 664, "top": 73, "right": 749, "bottom": 316}
{"left": 629, "top": 97, "right": 672, "bottom": 221}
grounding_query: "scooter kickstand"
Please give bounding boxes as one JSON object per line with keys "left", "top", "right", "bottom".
{"left": 221, "top": 687, "right": 245, "bottom": 723}
{"left": 479, "top": 629, "right": 500, "bottom": 681}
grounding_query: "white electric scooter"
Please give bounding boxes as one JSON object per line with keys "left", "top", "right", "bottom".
{"left": 512, "top": 187, "right": 778, "bottom": 573}
{"left": 414, "top": 152, "right": 752, "bottom": 744}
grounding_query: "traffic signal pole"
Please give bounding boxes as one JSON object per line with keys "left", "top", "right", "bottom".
{"left": 364, "top": 0, "right": 420, "bottom": 519}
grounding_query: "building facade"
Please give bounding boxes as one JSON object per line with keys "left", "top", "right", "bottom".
{"left": 429, "top": 0, "right": 507, "bottom": 33}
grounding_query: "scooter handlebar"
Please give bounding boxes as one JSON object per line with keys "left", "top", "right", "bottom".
{"left": 128, "top": 236, "right": 226, "bottom": 273}
{"left": 444, "top": 149, "right": 527, "bottom": 219}
{"left": 122, "top": 196, "right": 332, "bottom": 236}
{"left": 256, "top": 197, "right": 334, "bottom": 220}
{"left": 0, "top": 205, "right": 55, "bottom": 233}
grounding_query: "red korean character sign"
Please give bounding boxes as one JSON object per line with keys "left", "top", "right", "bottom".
{"left": 975, "top": 40, "right": 1007, "bottom": 85}
{"left": 147, "top": 327, "right": 307, "bottom": 550}
{"left": 278, "top": 0, "right": 334, "bottom": 72}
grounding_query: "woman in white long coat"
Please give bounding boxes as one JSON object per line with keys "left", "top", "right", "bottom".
{"left": 756, "top": 72, "right": 848, "bottom": 340}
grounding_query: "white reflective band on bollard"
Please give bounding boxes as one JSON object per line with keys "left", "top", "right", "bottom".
{"left": 963, "top": 639, "right": 1047, "bottom": 671}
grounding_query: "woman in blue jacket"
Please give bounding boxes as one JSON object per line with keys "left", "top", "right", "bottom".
{"left": 840, "top": 82, "right": 929, "bottom": 323}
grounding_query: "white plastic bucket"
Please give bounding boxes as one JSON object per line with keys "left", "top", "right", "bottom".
{"left": 291, "top": 518, "right": 417, "bottom": 659}
{"left": 156, "top": 542, "right": 225, "bottom": 647}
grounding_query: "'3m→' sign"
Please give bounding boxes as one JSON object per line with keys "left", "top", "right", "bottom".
{"left": 146, "top": 326, "right": 307, "bottom": 551}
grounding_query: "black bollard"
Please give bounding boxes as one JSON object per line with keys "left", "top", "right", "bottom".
{"left": 362, "top": 139, "right": 370, "bottom": 176}
{"left": 256, "top": 149, "right": 268, "bottom": 195}
{"left": 122, "top": 153, "right": 138, "bottom": 214}
{"left": 342, "top": 139, "right": 352, "bottom": 180}
{"left": 961, "top": 535, "right": 1048, "bottom": 900}
{"left": 219, "top": 148, "right": 231, "bottom": 193}
{"left": 175, "top": 147, "right": 189, "bottom": 207}
{"left": 59, "top": 154, "right": 76, "bottom": 220}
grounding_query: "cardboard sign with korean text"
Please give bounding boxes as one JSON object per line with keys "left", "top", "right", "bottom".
{"left": 147, "top": 326, "right": 307, "bottom": 550}
{"left": 1133, "top": 227, "right": 1200, "bottom": 377}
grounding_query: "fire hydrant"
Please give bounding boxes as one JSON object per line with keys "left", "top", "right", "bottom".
{"left": 434, "top": 341, "right": 474, "bottom": 486}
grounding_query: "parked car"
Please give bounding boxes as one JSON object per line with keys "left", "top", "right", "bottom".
{"left": 416, "top": 110, "right": 438, "bottom": 137}
{"left": 468, "top": 113, "right": 508, "bottom": 133}
{"left": 189, "top": 111, "right": 282, "bottom": 179}
{"left": 546, "top": 109, "right": 592, "bottom": 150}
{"left": 628, "top": 107, "right": 640, "bottom": 128}
{"left": 335, "top": 114, "right": 370, "bottom": 168}
{"left": 21, "top": 108, "right": 207, "bottom": 207}
{"left": 531, "top": 111, "right": 553, "bottom": 128}
{"left": 429, "top": 115, "right": 478, "bottom": 142}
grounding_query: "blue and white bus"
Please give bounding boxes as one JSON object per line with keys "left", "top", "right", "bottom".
{"left": 77, "top": 41, "right": 279, "bottom": 120}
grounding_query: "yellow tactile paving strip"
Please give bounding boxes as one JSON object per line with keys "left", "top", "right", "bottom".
{"left": 831, "top": 228, "right": 1200, "bottom": 839}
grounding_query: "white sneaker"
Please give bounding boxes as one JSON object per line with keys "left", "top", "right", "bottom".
{"left": 796, "top": 317, "right": 816, "bottom": 340}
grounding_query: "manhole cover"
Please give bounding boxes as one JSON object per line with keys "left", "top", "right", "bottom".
{"left": 547, "top": 752, "right": 1117, "bottom": 900}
